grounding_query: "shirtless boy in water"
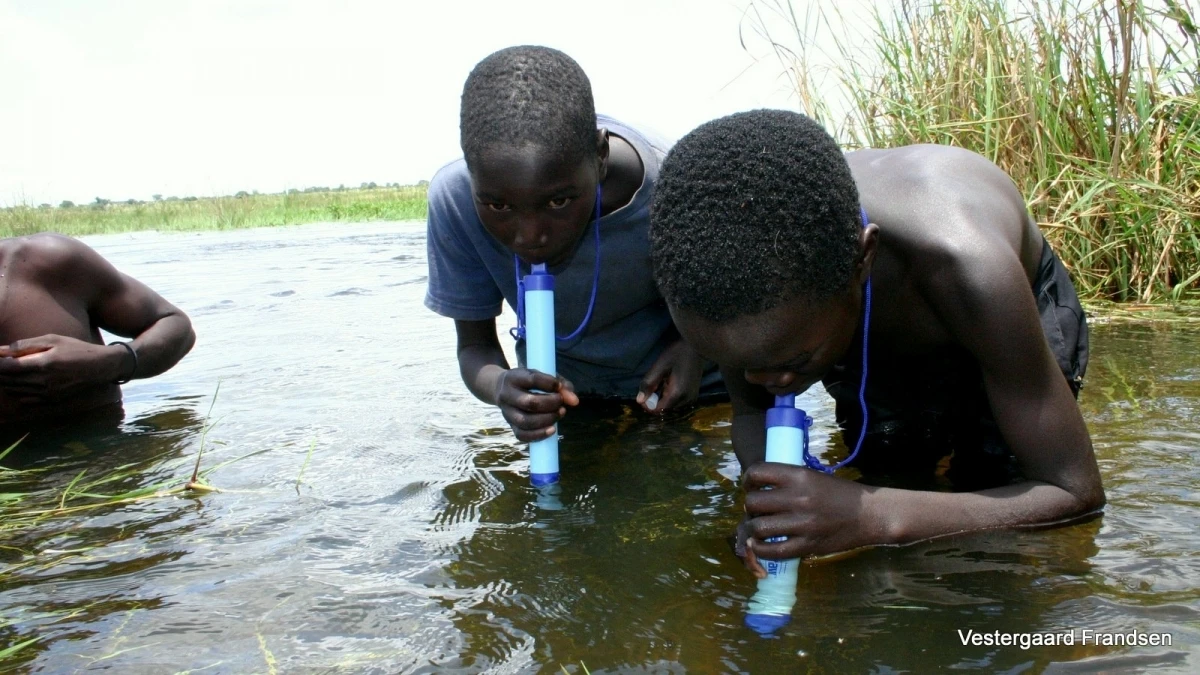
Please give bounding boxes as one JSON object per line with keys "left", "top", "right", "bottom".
{"left": 0, "top": 233, "right": 195, "bottom": 431}
{"left": 648, "top": 110, "right": 1104, "bottom": 573}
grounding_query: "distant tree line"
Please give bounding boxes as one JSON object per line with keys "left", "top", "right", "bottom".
{"left": 50, "top": 182, "right": 424, "bottom": 209}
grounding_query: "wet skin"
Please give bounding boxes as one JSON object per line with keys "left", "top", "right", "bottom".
{"left": 0, "top": 234, "right": 196, "bottom": 429}
{"left": 670, "top": 144, "right": 1105, "bottom": 575}
{"left": 451, "top": 130, "right": 706, "bottom": 441}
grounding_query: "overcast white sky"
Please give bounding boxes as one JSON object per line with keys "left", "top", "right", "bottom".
{"left": 1, "top": 0, "right": 876, "bottom": 206}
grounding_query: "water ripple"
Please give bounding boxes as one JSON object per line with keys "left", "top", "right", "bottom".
{"left": 2, "top": 226, "right": 1195, "bottom": 673}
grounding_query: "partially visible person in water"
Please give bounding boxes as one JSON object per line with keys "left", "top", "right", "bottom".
{"left": 424, "top": 45, "right": 724, "bottom": 443}
{"left": 0, "top": 233, "right": 196, "bottom": 435}
{"left": 648, "top": 110, "right": 1104, "bottom": 575}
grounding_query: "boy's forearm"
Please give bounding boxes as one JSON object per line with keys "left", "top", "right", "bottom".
{"left": 125, "top": 313, "right": 195, "bottom": 379}
{"left": 721, "top": 364, "right": 773, "bottom": 472}
{"left": 867, "top": 480, "right": 1102, "bottom": 546}
{"left": 731, "top": 413, "right": 767, "bottom": 471}
{"left": 458, "top": 344, "right": 509, "bottom": 406}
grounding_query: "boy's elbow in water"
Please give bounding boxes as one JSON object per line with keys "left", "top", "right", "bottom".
{"left": 1063, "top": 468, "right": 1107, "bottom": 517}
{"left": 1025, "top": 436, "right": 1108, "bottom": 522}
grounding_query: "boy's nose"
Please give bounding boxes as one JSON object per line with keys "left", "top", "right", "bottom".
{"left": 513, "top": 216, "right": 550, "bottom": 248}
{"left": 744, "top": 369, "right": 797, "bottom": 390}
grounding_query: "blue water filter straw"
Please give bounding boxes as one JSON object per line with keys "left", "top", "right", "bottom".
{"left": 744, "top": 394, "right": 810, "bottom": 636}
{"left": 523, "top": 264, "right": 560, "bottom": 487}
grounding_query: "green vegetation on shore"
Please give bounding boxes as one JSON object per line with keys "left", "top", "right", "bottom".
{"left": 0, "top": 184, "right": 429, "bottom": 239}
{"left": 750, "top": 0, "right": 1199, "bottom": 302}
{"left": 8, "top": 0, "right": 1198, "bottom": 303}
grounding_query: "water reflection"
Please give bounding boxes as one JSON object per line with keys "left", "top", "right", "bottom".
{"left": 0, "top": 402, "right": 208, "bottom": 667}
{"left": 431, "top": 319, "right": 1200, "bottom": 672}
{"left": 431, "top": 404, "right": 1139, "bottom": 672}
{"left": 0, "top": 224, "right": 1195, "bottom": 673}
{"left": 433, "top": 406, "right": 739, "bottom": 672}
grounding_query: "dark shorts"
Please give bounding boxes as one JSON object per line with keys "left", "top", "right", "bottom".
{"left": 830, "top": 239, "right": 1089, "bottom": 489}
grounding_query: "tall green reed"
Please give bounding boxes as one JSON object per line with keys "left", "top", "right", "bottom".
{"left": 747, "top": 0, "right": 1199, "bottom": 302}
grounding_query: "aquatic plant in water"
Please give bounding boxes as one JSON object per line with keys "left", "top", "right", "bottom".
{"left": 0, "top": 384, "right": 273, "bottom": 662}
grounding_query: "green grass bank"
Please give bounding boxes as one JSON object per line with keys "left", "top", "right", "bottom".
{"left": 750, "top": 0, "right": 1199, "bottom": 303}
{"left": 0, "top": 185, "right": 429, "bottom": 239}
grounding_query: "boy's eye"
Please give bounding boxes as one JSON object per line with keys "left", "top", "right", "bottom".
{"left": 486, "top": 203, "right": 511, "bottom": 213}
{"left": 548, "top": 197, "right": 572, "bottom": 209}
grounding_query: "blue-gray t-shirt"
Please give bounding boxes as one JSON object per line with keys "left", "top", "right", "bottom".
{"left": 424, "top": 116, "right": 680, "bottom": 398}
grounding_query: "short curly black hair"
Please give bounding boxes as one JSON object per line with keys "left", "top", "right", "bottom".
{"left": 460, "top": 46, "right": 597, "bottom": 170}
{"left": 650, "top": 109, "right": 862, "bottom": 323}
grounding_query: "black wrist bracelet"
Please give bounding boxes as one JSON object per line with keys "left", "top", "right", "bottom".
{"left": 109, "top": 341, "right": 138, "bottom": 384}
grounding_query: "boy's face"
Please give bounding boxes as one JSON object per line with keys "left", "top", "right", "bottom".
{"left": 671, "top": 289, "right": 863, "bottom": 397}
{"left": 469, "top": 137, "right": 604, "bottom": 268}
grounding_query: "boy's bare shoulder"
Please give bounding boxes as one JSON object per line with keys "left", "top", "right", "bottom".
{"left": 849, "top": 145, "right": 1043, "bottom": 320}
{"left": 849, "top": 145, "right": 1026, "bottom": 218}
{"left": 850, "top": 143, "right": 1007, "bottom": 175}
{"left": 2, "top": 233, "right": 99, "bottom": 284}
{"left": 850, "top": 145, "right": 1033, "bottom": 259}
{"left": 3, "top": 232, "right": 89, "bottom": 261}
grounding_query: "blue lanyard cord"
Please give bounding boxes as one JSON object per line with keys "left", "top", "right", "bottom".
{"left": 510, "top": 184, "right": 603, "bottom": 342}
{"left": 804, "top": 207, "right": 871, "bottom": 473}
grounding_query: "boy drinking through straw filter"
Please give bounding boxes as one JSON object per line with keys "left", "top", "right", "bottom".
{"left": 424, "top": 46, "right": 724, "bottom": 443}
{"left": 647, "top": 110, "right": 1104, "bottom": 576}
